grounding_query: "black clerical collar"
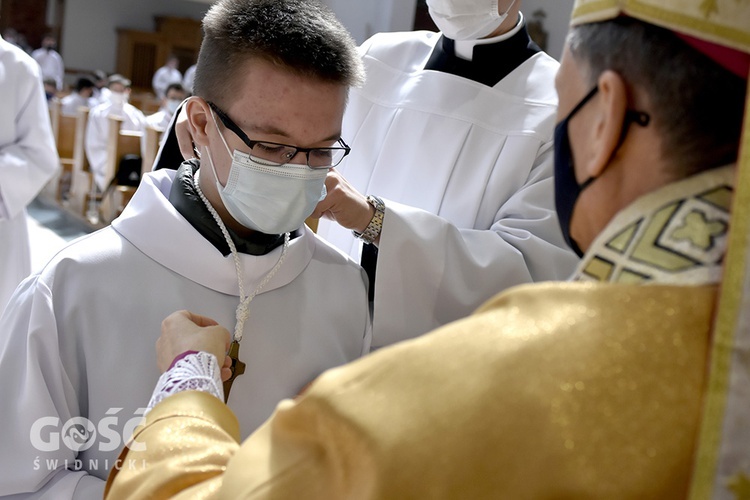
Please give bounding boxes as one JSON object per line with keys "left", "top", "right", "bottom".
{"left": 424, "top": 23, "right": 542, "bottom": 87}
{"left": 168, "top": 160, "right": 298, "bottom": 256}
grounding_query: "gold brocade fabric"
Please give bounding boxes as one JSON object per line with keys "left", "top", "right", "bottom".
{"left": 104, "top": 391, "right": 241, "bottom": 499}
{"left": 106, "top": 170, "right": 732, "bottom": 499}
{"left": 107, "top": 284, "right": 717, "bottom": 499}
{"left": 574, "top": 166, "right": 732, "bottom": 285}
{"left": 568, "top": 2, "right": 750, "bottom": 497}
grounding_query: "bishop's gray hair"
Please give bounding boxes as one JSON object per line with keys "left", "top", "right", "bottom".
{"left": 567, "top": 17, "right": 746, "bottom": 176}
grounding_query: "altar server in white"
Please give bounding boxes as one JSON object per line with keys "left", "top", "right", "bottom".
{"left": 84, "top": 74, "right": 147, "bottom": 191}
{"left": 151, "top": 55, "right": 182, "bottom": 100}
{"left": 0, "top": 34, "right": 58, "bottom": 312}
{"left": 315, "top": 0, "right": 579, "bottom": 347}
{"left": 31, "top": 34, "right": 64, "bottom": 91}
{"left": 0, "top": 1, "right": 369, "bottom": 498}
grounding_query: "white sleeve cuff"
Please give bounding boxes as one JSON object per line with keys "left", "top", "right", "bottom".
{"left": 147, "top": 351, "right": 224, "bottom": 412}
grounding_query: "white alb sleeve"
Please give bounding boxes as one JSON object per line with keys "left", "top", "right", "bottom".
{"left": 147, "top": 351, "right": 224, "bottom": 412}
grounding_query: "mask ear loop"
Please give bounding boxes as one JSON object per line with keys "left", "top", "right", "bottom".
{"left": 562, "top": 86, "right": 600, "bottom": 192}
{"left": 209, "top": 106, "right": 235, "bottom": 158}
{"left": 616, "top": 110, "right": 651, "bottom": 148}
{"left": 570, "top": 86, "right": 651, "bottom": 192}
{"left": 597, "top": 108, "right": 651, "bottom": 184}
{"left": 203, "top": 107, "right": 235, "bottom": 189}
{"left": 201, "top": 138, "right": 223, "bottom": 189}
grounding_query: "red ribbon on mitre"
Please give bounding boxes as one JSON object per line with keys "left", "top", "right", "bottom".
{"left": 676, "top": 32, "right": 750, "bottom": 79}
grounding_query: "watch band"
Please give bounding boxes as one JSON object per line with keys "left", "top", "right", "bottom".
{"left": 353, "top": 195, "right": 385, "bottom": 244}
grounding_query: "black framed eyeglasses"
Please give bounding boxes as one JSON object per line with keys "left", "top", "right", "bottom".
{"left": 207, "top": 101, "right": 350, "bottom": 169}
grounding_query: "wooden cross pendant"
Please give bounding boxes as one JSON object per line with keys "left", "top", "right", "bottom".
{"left": 223, "top": 340, "right": 246, "bottom": 403}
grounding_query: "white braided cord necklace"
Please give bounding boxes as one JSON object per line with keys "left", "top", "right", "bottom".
{"left": 193, "top": 169, "right": 290, "bottom": 400}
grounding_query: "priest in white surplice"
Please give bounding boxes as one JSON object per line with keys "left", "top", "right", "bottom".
{"left": 0, "top": 1, "right": 370, "bottom": 498}
{"left": 315, "top": 0, "right": 579, "bottom": 347}
{"left": 0, "top": 35, "right": 59, "bottom": 313}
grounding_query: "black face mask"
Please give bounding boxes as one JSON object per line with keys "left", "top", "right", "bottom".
{"left": 553, "top": 86, "right": 599, "bottom": 258}
{"left": 553, "top": 85, "right": 650, "bottom": 257}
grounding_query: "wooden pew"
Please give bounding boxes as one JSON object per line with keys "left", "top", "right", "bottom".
{"left": 48, "top": 98, "right": 60, "bottom": 140}
{"left": 44, "top": 100, "right": 63, "bottom": 200}
{"left": 67, "top": 107, "right": 93, "bottom": 218}
{"left": 43, "top": 100, "right": 82, "bottom": 203}
{"left": 56, "top": 110, "right": 79, "bottom": 202}
{"left": 56, "top": 113, "right": 77, "bottom": 161}
{"left": 141, "top": 125, "right": 164, "bottom": 175}
{"left": 129, "top": 92, "right": 162, "bottom": 115}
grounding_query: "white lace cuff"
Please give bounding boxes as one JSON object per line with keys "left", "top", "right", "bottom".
{"left": 147, "top": 351, "right": 224, "bottom": 412}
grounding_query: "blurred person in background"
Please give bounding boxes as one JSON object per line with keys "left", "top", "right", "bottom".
{"left": 152, "top": 54, "right": 182, "bottom": 100}
{"left": 0, "top": 32, "right": 59, "bottom": 311}
{"left": 85, "top": 74, "right": 146, "bottom": 191}
{"left": 182, "top": 62, "right": 197, "bottom": 93}
{"left": 145, "top": 82, "right": 189, "bottom": 130}
{"left": 60, "top": 77, "right": 96, "bottom": 115}
{"left": 31, "top": 33, "right": 64, "bottom": 91}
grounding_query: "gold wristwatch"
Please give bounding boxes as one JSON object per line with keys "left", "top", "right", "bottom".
{"left": 353, "top": 195, "right": 385, "bottom": 244}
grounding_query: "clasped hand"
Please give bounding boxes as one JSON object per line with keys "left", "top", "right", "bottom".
{"left": 157, "top": 310, "right": 233, "bottom": 381}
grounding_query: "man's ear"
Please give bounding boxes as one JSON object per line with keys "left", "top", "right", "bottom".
{"left": 184, "top": 96, "right": 211, "bottom": 147}
{"left": 583, "top": 70, "right": 628, "bottom": 179}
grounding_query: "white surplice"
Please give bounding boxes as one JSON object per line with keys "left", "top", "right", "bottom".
{"left": 60, "top": 93, "right": 92, "bottom": 116}
{"left": 317, "top": 31, "right": 579, "bottom": 347}
{"left": 0, "top": 36, "right": 59, "bottom": 313}
{"left": 0, "top": 169, "right": 371, "bottom": 498}
{"left": 151, "top": 66, "right": 182, "bottom": 100}
{"left": 84, "top": 100, "right": 146, "bottom": 190}
{"left": 30, "top": 47, "right": 64, "bottom": 90}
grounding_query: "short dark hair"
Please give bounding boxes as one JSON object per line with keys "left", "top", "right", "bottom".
{"left": 193, "top": 0, "right": 364, "bottom": 106}
{"left": 165, "top": 82, "right": 188, "bottom": 96}
{"left": 75, "top": 77, "right": 95, "bottom": 93}
{"left": 568, "top": 17, "right": 746, "bottom": 176}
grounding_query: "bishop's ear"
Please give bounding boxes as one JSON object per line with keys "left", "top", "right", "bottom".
{"left": 183, "top": 97, "right": 212, "bottom": 148}
{"left": 582, "top": 70, "right": 629, "bottom": 179}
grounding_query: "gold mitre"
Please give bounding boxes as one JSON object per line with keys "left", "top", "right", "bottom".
{"left": 570, "top": 0, "right": 750, "bottom": 54}
{"left": 570, "top": 2, "right": 750, "bottom": 500}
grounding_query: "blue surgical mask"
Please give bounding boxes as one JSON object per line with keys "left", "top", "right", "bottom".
{"left": 553, "top": 86, "right": 599, "bottom": 258}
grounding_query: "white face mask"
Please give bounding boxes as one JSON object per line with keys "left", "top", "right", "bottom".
{"left": 109, "top": 91, "right": 128, "bottom": 107}
{"left": 165, "top": 99, "right": 181, "bottom": 115}
{"left": 427, "top": 0, "right": 516, "bottom": 41}
{"left": 204, "top": 110, "right": 328, "bottom": 234}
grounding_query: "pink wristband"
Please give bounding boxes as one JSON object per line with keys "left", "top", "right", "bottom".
{"left": 168, "top": 350, "right": 200, "bottom": 370}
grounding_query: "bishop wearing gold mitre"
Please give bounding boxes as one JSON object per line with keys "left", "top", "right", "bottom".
{"left": 105, "top": 0, "right": 750, "bottom": 498}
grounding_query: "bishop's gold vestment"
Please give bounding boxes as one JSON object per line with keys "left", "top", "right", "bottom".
{"left": 106, "top": 167, "right": 733, "bottom": 499}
